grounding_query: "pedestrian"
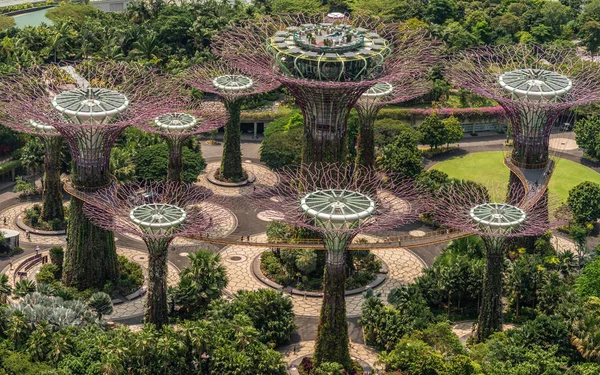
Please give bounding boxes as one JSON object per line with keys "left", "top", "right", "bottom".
{"left": 240, "top": 235, "right": 244, "bottom": 242}
{"left": 247, "top": 235, "right": 250, "bottom": 242}
{"left": 3, "top": 216, "right": 6, "bottom": 225}
{"left": 253, "top": 185, "right": 256, "bottom": 192}
{"left": 303, "top": 292, "right": 306, "bottom": 300}
{"left": 9, "top": 262, "right": 12, "bottom": 270}
{"left": 25, "top": 230, "right": 30, "bottom": 240}
{"left": 35, "top": 245, "right": 40, "bottom": 256}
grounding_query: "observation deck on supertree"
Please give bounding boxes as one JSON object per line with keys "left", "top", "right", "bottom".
{"left": 251, "top": 163, "right": 425, "bottom": 369}
{"left": 136, "top": 102, "right": 228, "bottom": 183}
{"left": 432, "top": 181, "right": 569, "bottom": 342}
{"left": 354, "top": 77, "right": 432, "bottom": 167}
{"left": 447, "top": 45, "right": 600, "bottom": 200}
{"left": 184, "top": 62, "right": 280, "bottom": 183}
{"left": 213, "top": 13, "right": 440, "bottom": 163}
{"left": 0, "top": 62, "right": 178, "bottom": 290}
{"left": 82, "top": 181, "right": 225, "bottom": 328}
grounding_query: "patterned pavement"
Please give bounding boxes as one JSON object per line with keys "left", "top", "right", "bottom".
{"left": 196, "top": 161, "right": 278, "bottom": 196}
{"left": 221, "top": 233, "right": 425, "bottom": 317}
{"left": 279, "top": 341, "right": 381, "bottom": 374}
{"left": 1, "top": 201, "right": 67, "bottom": 246}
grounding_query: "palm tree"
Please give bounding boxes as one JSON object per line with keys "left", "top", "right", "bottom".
{"left": 0, "top": 274, "right": 12, "bottom": 304}
{"left": 175, "top": 251, "right": 228, "bottom": 316}
{"left": 131, "top": 33, "right": 160, "bottom": 60}
{"left": 13, "top": 279, "right": 36, "bottom": 298}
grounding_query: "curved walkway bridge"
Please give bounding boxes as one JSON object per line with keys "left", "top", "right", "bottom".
{"left": 62, "top": 156, "right": 552, "bottom": 251}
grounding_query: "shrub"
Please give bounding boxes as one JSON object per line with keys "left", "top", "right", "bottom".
{"left": 46, "top": 3, "right": 99, "bottom": 24}
{"left": 575, "top": 257, "right": 600, "bottom": 298}
{"left": 35, "top": 264, "right": 59, "bottom": 284}
{"left": 0, "top": 15, "right": 14, "bottom": 31}
{"left": 117, "top": 256, "right": 144, "bottom": 295}
{"left": 49, "top": 247, "right": 64, "bottom": 276}
{"left": 378, "top": 338, "right": 446, "bottom": 374}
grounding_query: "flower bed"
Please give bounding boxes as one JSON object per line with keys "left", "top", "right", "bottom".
{"left": 24, "top": 204, "right": 67, "bottom": 231}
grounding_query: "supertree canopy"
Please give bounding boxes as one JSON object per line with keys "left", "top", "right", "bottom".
{"left": 253, "top": 163, "right": 424, "bottom": 370}
{"left": 447, "top": 45, "right": 600, "bottom": 170}
{"left": 354, "top": 77, "right": 432, "bottom": 167}
{"left": 432, "top": 181, "right": 568, "bottom": 342}
{"left": 0, "top": 62, "right": 176, "bottom": 289}
{"left": 213, "top": 13, "right": 440, "bottom": 164}
{"left": 136, "top": 102, "right": 229, "bottom": 183}
{"left": 183, "top": 62, "right": 280, "bottom": 183}
{"left": 83, "top": 181, "right": 223, "bottom": 328}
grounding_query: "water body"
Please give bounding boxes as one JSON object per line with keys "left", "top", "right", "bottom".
{"left": 12, "top": 7, "right": 53, "bottom": 28}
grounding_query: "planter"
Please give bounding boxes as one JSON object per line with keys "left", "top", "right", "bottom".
{"left": 16, "top": 215, "right": 65, "bottom": 236}
{"left": 207, "top": 169, "right": 256, "bottom": 187}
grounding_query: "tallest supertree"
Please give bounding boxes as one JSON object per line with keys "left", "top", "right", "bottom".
{"left": 0, "top": 62, "right": 175, "bottom": 289}
{"left": 213, "top": 13, "right": 440, "bottom": 164}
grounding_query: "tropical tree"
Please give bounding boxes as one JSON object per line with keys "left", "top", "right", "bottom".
{"left": 418, "top": 111, "right": 447, "bottom": 149}
{"left": 568, "top": 181, "right": 600, "bottom": 224}
{"left": 87, "top": 292, "right": 113, "bottom": 319}
{"left": 0, "top": 273, "right": 12, "bottom": 304}
{"left": 175, "top": 250, "right": 228, "bottom": 317}
{"left": 442, "top": 115, "right": 464, "bottom": 148}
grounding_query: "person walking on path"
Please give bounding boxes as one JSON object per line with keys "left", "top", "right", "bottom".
{"left": 35, "top": 245, "right": 40, "bottom": 256}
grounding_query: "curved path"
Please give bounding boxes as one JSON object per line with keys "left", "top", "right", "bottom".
{"left": 221, "top": 233, "right": 424, "bottom": 318}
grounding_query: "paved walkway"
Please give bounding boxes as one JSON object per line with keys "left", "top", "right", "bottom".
{"left": 1, "top": 201, "right": 67, "bottom": 246}
{"left": 221, "top": 233, "right": 424, "bottom": 317}
{"left": 196, "top": 161, "right": 278, "bottom": 196}
{"left": 279, "top": 341, "right": 381, "bottom": 374}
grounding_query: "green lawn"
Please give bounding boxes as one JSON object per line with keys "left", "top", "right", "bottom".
{"left": 430, "top": 151, "right": 600, "bottom": 202}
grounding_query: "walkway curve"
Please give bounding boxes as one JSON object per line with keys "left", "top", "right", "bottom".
{"left": 220, "top": 233, "right": 424, "bottom": 318}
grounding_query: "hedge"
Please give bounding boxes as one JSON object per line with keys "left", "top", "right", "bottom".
{"left": 0, "top": 160, "right": 21, "bottom": 174}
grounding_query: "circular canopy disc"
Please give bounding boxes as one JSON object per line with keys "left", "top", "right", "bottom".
{"left": 52, "top": 87, "right": 129, "bottom": 122}
{"left": 326, "top": 12, "right": 346, "bottom": 19}
{"left": 29, "top": 120, "right": 55, "bottom": 133}
{"left": 212, "top": 75, "right": 254, "bottom": 92}
{"left": 130, "top": 203, "right": 187, "bottom": 231}
{"left": 498, "top": 69, "right": 572, "bottom": 101}
{"left": 301, "top": 189, "right": 376, "bottom": 224}
{"left": 470, "top": 203, "right": 526, "bottom": 232}
{"left": 363, "top": 82, "right": 394, "bottom": 98}
{"left": 154, "top": 113, "right": 198, "bottom": 131}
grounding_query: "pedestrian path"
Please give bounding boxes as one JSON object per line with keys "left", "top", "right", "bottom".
{"left": 221, "top": 233, "right": 424, "bottom": 317}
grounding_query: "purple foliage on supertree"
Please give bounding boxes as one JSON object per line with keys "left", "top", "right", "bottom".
{"left": 446, "top": 44, "right": 600, "bottom": 167}
{"left": 212, "top": 13, "right": 441, "bottom": 162}
{"left": 251, "top": 163, "right": 426, "bottom": 238}
{"left": 431, "top": 181, "right": 569, "bottom": 238}
{"left": 82, "top": 181, "right": 225, "bottom": 242}
{"left": 183, "top": 61, "right": 281, "bottom": 103}
{"left": 0, "top": 61, "right": 180, "bottom": 188}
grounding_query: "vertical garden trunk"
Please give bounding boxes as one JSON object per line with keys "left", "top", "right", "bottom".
{"left": 314, "top": 234, "right": 352, "bottom": 370}
{"left": 476, "top": 238, "right": 505, "bottom": 342}
{"left": 41, "top": 137, "right": 64, "bottom": 222}
{"left": 144, "top": 239, "right": 170, "bottom": 328}
{"left": 63, "top": 197, "right": 119, "bottom": 289}
{"left": 167, "top": 141, "right": 183, "bottom": 184}
{"left": 63, "top": 159, "right": 118, "bottom": 290}
{"left": 220, "top": 100, "right": 244, "bottom": 182}
{"left": 355, "top": 110, "right": 377, "bottom": 168}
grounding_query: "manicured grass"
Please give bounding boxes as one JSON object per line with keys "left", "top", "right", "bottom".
{"left": 430, "top": 151, "right": 600, "bottom": 202}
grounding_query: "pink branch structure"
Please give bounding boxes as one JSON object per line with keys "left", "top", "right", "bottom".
{"left": 83, "top": 181, "right": 227, "bottom": 328}
{"left": 213, "top": 13, "right": 441, "bottom": 163}
{"left": 250, "top": 162, "right": 425, "bottom": 368}
{"left": 431, "top": 180, "right": 569, "bottom": 342}
{"left": 0, "top": 61, "right": 180, "bottom": 290}
{"left": 136, "top": 101, "right": 229, "bottom": 183}
{"left": 354, "top": 76, "right": 432, "bottom": 167}
{"left": 183, "top": 62, "right": 280, "bottom": 183}
{"left": 447, "top": 44, "right": 600, "bottom": 170}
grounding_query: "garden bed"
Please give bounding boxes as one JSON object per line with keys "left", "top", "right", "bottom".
{"left": 20, "top": 203, "right": 67, "bottom": 233}
{"left": 208, "top": 168, "right": 255, "bottom": 187}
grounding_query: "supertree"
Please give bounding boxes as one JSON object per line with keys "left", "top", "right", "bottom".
{"left": 0, "top": 62, "right": 176, "bottom": 289}
{"left": 136, "top": 102, "right": 229, "bottom": 183}
{"left": 354, "top": 76, "right": 432, "bottom": 168}
{"left": 252, "top": 163, "right": 424, "bottom": 370}
{"left": 0, "top": 118, "right": 65, "bottom": 222}
{"left": 183, "top": 62, "right": 280, "bottom": 183}
{"left": 432, "top": 181, "right": 568, "bottom": 342}
{"left": 446, "top": 45, "right": 600, "bottom": 200}
{"left": 83, "top": 181, "right": 223, "bottom": 327}
{"left": 213, "top": 13, "right": 440, "bottom": 164}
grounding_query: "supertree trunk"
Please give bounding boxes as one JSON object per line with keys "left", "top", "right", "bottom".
{"left": 355, "top": 109, "right": 377, "bottom": 168}
{"left": 167, "top": 139, "right": 183, "bottom": 184}
{"left": 63, "top": 147, "right": 118, "bottom": 289}
{"left": 477, "top": 237, "right": 505, "bottom": 342}
{"left": 144, "top": 238, "right": 171, "bottom": 328}
{"left": 40, "top": 137, "right": 64, "bottom": 222}
{"left": 220, "top": 100, "right": 244, "bottom": 182}
{"left": 63, "top": 198, "right": 119, "bottom": 289}
{"left": 314, "top": 233, "right": 352, "bottom": 370}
